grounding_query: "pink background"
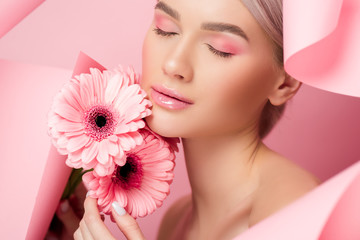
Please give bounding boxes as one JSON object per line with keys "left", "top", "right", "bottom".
{"left": 1, "top": 0, "right": 360, "bottom": 239}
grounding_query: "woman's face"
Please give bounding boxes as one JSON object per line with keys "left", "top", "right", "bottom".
{"left": 141, "top": 0, "right": 282, "bottom": 138}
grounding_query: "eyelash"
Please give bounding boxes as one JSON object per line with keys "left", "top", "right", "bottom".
{"left": 205, "top": 44, "right": 233, "bottom": 58}
{"left": 152, "top": 27, "right": 234, "bottom": 59}
{"left": 153, "top": 27, "right": 178, "bottom": 37}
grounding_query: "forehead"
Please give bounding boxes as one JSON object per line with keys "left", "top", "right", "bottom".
{"left": 157, "top": 0, "right": 251, "bottom": 22}
{"left": 156, "top": 0, "right": 264, "bottom": 38}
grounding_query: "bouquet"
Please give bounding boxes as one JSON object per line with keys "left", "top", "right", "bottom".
{"left": 48, "top": 60, "right": 178, "bottom": 218}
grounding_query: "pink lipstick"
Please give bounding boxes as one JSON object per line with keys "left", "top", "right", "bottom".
{"left": 150, "top": 85, "right": 193, "bottom": 110}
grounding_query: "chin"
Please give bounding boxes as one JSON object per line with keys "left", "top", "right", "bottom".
{"left": 144, "top": 115, "right": 181, "bottom": 138}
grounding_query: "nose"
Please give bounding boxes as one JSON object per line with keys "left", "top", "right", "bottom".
{"left": 162, "top": 41, "right": 193, "bottom": 82}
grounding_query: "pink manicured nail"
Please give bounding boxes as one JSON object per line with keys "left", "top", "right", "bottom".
{"left": 112, "top": 201, "right": 126, "bottom": 216}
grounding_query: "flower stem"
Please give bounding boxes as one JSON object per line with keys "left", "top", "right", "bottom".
{"left": 61, "top": 168, "right": 93, "bottom": 200}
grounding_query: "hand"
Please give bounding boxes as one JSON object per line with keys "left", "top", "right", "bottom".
{"left": 74, "top": 196, "right": 145, "bottom": 240}
{"left": 45, "top": 182, "right": 87, "bottom": 240}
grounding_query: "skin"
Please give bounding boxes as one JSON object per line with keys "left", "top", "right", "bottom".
{"left": 68, "top": 0, "right": 321, "bottom": 239}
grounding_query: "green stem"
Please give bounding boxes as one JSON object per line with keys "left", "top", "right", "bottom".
{"left": 61, "top": 168, "right": 93, "bottom": 200}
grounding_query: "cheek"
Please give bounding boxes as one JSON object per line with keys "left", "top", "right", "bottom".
{"left": 200, "top": 61, "right": 274, "bottom": 128}
{"left": 208, "top": 63, "right": 270, "bottom": 107}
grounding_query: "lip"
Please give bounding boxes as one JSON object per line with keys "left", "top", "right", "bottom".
{"left": 150, "top": 84, "right": 193, "bottom": 110}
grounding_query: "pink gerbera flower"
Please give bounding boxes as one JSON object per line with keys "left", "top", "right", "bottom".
{"left": 48, "top": 66, "right": 152, "bottom": 176}
{"left": 83, "top": 127, "right": 177, "bottom": 218}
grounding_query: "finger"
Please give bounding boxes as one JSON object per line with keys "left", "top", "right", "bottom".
{"left": 111, "top": 201, "right": 145, "bottom": 240}
{"left": 74, "top": 228, "right": 84, "bottom": 240}
{"left": 56, "top": 199, "right": 81, "bottom": 235}
{"left": 83, "top": 197, "right": 115, "bottom": 240}
{"left": 79, "top": 219, "right": 95, "bottom": 240}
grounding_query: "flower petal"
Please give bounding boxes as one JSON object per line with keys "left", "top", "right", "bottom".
{"left": 113, "top": 84, "right": 140, "bottom": 111}
{"left": 55, "top": 119, "right": 84, "bottom": 132}
{"left": 94, "top": 163, "right": 109, "bottom": 177}
{"left": 114, "top": 152, "right": 126, "bottom": 166}
{"left": 82, "top": 141, "right": 99, "bottom": 164}
{"left": 143, "top": 161, "right": 174, "bottom": 172}
{"left": 97, "top": 140, "right": 110, "bottom": 164}
{"left": 141, "top": 181, "right": 167, "bottom": 201}
{"left": 136, "top": 189, "right": 157, "bottom": 216}
{"left": 103, "top": 139, "right": 119, "bottom": 157}
{"left": 67, "top": 80, "right": 85, "bottom": 111}
{"left": 115, "top": 186, "right": 128, "bottom": 206}
{"left": 67, "top": 134, "right": 90, "bottom": 152}
{"left": 142, "top": 176, "right": 170, "bottom": 193}
{"left": 105, "top": 73, "right": 123, "bottom": 104}
{"left": 61, "top": 85, "right": 83, "bottom": 112}
{"left": 79, "top": 74, "right": 93, "bottom": 107}
{"left": 91, "top": 68, "right": 105, "bottom": 103}
{"left": 117, "top": 134, "right": 141, "bottom": 151}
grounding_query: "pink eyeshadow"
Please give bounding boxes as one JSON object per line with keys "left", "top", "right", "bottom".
{"left": 154, "top": 14, "right": 178, "bottom": 31}
{"left": 208, "top": 36, "right": 242, "bottom": 54}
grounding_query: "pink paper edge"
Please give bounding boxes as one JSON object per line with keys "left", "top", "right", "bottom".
{"left": 25, "top": 146, "right": 70, "bottom": 240}
{"left": 233, "top": 160, "right": 360, "bottom": 240}
{"left": 283, "top": 0, "right": 343, "bottom": 62}
{"left": 71, "top": 51, "right": 106, "bottom": 77}
{"left": 0, "top": 0, "right": 45, "bottom": 38}
{"left": 319, "top": 170, "right": 360, "bottom": 239}
{"left": 25, "top": 51, "right": 107, "bottom": 239}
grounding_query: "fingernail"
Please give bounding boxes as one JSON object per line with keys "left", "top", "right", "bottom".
{"left": 112, "top": 201, "right": 126, "bottom": 216}
{"left": 86, "top": 191, "right": 91, "bottom": 198}
{"left": 60, "top": 200, "right": 69, "bottom": 213}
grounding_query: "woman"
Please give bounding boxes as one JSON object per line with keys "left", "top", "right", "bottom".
{"left": 64, "top": 0, "right": 321, "bottom": 239}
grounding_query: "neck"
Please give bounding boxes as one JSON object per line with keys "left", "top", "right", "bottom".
{"left": 181, "top": 127, "right": 265, "bottom": 236}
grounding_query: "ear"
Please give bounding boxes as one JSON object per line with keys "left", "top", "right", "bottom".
{"left": 268, "top": 71, "right": 302, "bottom": 106}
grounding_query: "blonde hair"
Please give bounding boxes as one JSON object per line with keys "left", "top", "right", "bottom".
{"left": 241, "top": 0, "right": 286, "bottom": 138}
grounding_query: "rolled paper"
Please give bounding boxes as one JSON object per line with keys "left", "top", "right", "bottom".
{"left": 0, "top": 59, "right": 71, "bottom": 239}
{"left": 284, "top": 0, "right": 360, "bottom": 97}
{"left": 71, "top": 51, "right": 106, "bottom": 78}
{"left": 0, "top": 0, "right": 45, "bottom": 38}
{"left": 0, "top": 52, "right": 106, "bottom": 239}
{"left": 318, "top": 169, "right": 360, "bottom": 240}
{"left": 233, "top": 160, "right": 360, "bottom": 240}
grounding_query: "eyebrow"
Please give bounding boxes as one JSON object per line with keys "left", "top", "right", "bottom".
{"left": 201, "top": 23, "right": 249, "bottom": 42}
{"left": 154, "top": 1, "right": 249, "bottom": 42}
{"left": 155, "top": 1, "right": 180, "bottom": 21}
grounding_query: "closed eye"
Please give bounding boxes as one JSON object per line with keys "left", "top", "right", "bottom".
{"left": 153, "top": 27, "right": 233, "bottom": 59}
{"left": 205, "top": 44, "right": 233, "bottom": 58}
{"left": 153, "top": 27, "right": 178, "bottom": 37}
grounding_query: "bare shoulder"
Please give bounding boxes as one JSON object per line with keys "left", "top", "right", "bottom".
{"left": 249, "top": 149, "right": 321, "bottom": 227}
{"left": 157, "top": 194, "right": 192, "bottom": 240}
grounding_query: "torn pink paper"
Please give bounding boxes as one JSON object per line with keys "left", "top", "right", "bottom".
{"left": 318, "top": 167, "right": 360, "bottom": 240}
{"left": 232, "top": 160, "right": 360, "bottom": 240}
{"left": 0, "top": 59, "right": 71, "bottom": 239}
{"left": 0, "top": 0, "right": 45, "bottom": 38}
{"left": 71, "top": 51, "right": 106, "bottom": 78}
{"left": 0, "top": 52, "right": 106, "bottom": 239}
{"left": 27, "top": 52, "right": 106, "bottom": 239}
{"left": 284, "top": 0, "right": 360, "bottom": 97}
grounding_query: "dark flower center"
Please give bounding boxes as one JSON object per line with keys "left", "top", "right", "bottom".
{"left": 83, "top": 105, "right": 117, "bottom": 141}
{"left": 95, "top": 115, "right": 107, "bottom": 128}
{"left": 112, "top": 154, "right": 143, "bottom": 190}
